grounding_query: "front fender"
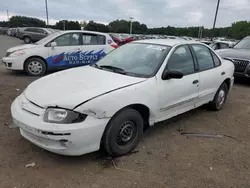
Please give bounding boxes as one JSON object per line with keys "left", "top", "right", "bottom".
{"left": 74, "top": 78, "right": 158, "bottom": 121}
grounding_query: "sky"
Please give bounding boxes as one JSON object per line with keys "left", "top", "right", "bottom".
{"left": 0, "top": 0, "right": 250, "bottom": 28}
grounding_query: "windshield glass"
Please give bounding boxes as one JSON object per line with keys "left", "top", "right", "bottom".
{"left": 234, "top": 37, "right": 250, "bottom": 49}
{"left": 35, "top": 31, "right": 62, "bottom": 45}
{"left": 95, "top": 43, "right": 171, "bottom": 77}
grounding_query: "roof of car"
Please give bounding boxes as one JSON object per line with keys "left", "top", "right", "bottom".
{"left": 61, "top": 30, "right": 110, "bottom": 35}
{"left": 133, "top": 39, "right": 201, "bottom": 47}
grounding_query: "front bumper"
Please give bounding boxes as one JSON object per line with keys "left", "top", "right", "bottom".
{"left": 2, "top": 56, "right": 26, "bottom": 70}
{"left": 11, "top": 94, "right": 109, "bottom": 156}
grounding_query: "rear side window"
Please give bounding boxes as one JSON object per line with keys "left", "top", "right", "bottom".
{"left": 211, "top": 51, "right": 221, "bottom": 67}
{"left": 82, "top": 34, "right": 106, "bottom": 45}
{"left": 24, "top": 28, "right": 36, "bottom": 32}
{"left": 192, "top": 44, "right": 215, "bottom": 71}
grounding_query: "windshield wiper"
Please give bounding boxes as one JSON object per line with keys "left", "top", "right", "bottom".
{"left": 99, "top": 65, "right": 127, "bottom": 75}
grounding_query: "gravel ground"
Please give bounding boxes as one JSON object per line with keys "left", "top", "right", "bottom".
{"left": 0, "top": 35, "right": 250, "bottom": 188}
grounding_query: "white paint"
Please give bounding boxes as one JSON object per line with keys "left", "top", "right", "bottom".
{"left": 11, "top": 40, "right": 235, "bottom": 156}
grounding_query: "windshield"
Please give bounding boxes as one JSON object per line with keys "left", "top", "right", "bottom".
{"left": 95, "top": 43, "right": 171, "bottom": 77}
{"left": 35, "top": 31, "right": 62, "bottom": 45}
{"left": 234, "top": 37, "right": 250, "bottom": 49}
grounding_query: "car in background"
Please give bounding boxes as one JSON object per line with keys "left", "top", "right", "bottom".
{"left": 216, "top": 36, "right": 250, "bottom": 78}
{"left": 7, "top": 28, "right": 18, "bottom": 37}
{"left": 109, "top": 33, "right": 123, "bottom": 45}
{"left": 18, "top": 27, "right": 56, "bottom": 44}
{"left": 0, "top": 27, "right": 9, "bottom": 35}
{"left": 11, "top": 39, "right": 234, "bottom": 156}
{"left": 200, "top": 40, "right": 213, "bottom": 45}
{"left": 209, "top": 41, "right": 234, "bottom": 50}
{"left": 2, "top": 30, "right": 118, "bottom": 76}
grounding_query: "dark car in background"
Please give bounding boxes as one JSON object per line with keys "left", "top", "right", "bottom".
{"left": 216, "top": 36, "right": 250, "bottom": 78}
{"left": 18, "top": 27, "right": 56, "bottom": 43}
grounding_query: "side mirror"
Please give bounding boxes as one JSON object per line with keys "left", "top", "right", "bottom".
{"left": 162, "top": 69, "right": 184, "bottom": 80}
{"left": 51, "top": 41, "right": 57, "bottom": 49}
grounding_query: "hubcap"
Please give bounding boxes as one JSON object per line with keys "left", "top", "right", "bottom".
{"left": 217, "top": 90, "right": 225, "bottom": 106}
{"left": 28, "top": 61, "right": 43, "bottom": 75}
{"left": 116, "top": 121, "right": 136, "bottom": 146}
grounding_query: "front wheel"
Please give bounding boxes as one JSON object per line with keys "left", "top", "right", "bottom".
{"left": 102, "top": 108, "right": 144, "bottom": 157}
{"left": 24, "top": 58, "right": 47, "bottom": 76}
{"left": 209, "top": 83, "right": 228, "bottom": 111}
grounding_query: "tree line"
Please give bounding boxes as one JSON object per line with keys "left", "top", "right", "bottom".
{"left": 0, "top": 16, "right": 250, "bottom": 40}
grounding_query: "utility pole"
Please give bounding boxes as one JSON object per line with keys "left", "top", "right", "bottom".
{"left": 212, "top": 0, "right": 221, "bottom": 40}
{"left": 6, "top": 10, "right": 9, "bottom": 21}
{"left": 129, "top": 17, "right": 134, "bottom": 35}
{"left": 63, "top": 20, "right": 66, "bottom": 30}
{"left": 45, "top": 0, "right": 49, "bottom": 25}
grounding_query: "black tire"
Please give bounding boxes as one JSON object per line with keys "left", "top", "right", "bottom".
{"left": 209, "top": 83, "right": 228, "bottom": 111}
{"left": 23, "top": 36, "right": 31, "bottom": 44}
{"left": 24, "top": 57, "right": 47, "bottom": 76}
{"left": 103, "top": 108, "right": 144, "bottom": 157}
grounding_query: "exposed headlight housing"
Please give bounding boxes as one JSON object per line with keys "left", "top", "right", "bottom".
{"left": 43, "top": 108, "right": 87, "bottom": 124}
{"left": 9, "top": 50, "right": 25, "bottom": 57}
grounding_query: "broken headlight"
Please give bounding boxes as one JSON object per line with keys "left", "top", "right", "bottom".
{"left": 43, "top": 108, "right": 87, "bottom": 124}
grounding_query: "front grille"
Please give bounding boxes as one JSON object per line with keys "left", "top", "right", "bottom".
{"left": 232, "top": 59, "right": 249, "bottom": 73}
{"left": 5, "top": 52, "right": 11, "bottom": 57}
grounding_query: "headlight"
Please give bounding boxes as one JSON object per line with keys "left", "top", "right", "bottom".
{"left": 43, "top": 108, "right": 87, "bottom": 124}
{"left": 9, "top": 50, "right": 25, "bottom": 57}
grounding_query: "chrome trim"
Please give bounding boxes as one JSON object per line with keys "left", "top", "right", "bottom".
{"left": 160, "top": 97, "right": 198, "bottom": 112}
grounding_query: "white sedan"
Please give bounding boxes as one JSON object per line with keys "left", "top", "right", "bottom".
{"left": 11, "top": 39, "right": 234, "bottom": 156}
{"left": 2, "top": 30, "right": 118, "bottom": 76}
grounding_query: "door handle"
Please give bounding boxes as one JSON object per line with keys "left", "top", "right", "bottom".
{"left": 193, "top": 80, "right": 199, "bottom": 84}
{"left": 221, "top": 71, "right": 225, "bottom": 75}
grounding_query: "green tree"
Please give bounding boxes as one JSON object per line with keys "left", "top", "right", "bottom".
{"left": 9, "top": 16, "right": 46, "bottom": 27}
{"left": 55, "top": 20, "right": 81, "bottom": 30}
{"left": 84, "top": 21, "right": 109, "bottom": 32}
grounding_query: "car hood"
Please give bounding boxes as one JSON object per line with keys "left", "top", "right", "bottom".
{"left": 216, "top": 48, "right": 250, "bottom": 60}
{"left": 24, "top": 66, "right": 147, "bottom": 109}
{"left": 7, "top": 44, "right": 37, "bottom": 52}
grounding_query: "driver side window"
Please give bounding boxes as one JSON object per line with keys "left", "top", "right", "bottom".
{"left": 167, "top": 45, "right": 195, "bottom": 75}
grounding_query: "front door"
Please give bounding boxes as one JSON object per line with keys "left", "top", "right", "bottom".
{"left": 157, "top": 45, "right": 199, "bottom": 122}
{"left": 46, "top": 32, "right": 83, "bottom": 70}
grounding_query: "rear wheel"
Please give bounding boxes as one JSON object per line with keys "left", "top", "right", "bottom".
{"left": 24, "top": 57, "right": 46, "bottom": 76}
{"left": 24, "top": 36, "right": 31, "bottom": 44}
{"left": 209, "top": 83, "right": 228, "bottom": 111}
{"left": 103, "top": 108, "right": 144, "bottom": 157}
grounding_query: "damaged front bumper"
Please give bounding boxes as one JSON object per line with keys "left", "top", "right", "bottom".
{"left": 11, "top": 95, "right": 110, "bottom": 156}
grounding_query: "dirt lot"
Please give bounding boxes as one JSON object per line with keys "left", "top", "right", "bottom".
{"left": 0, "top": 35, "right": 250, "bottom": 188}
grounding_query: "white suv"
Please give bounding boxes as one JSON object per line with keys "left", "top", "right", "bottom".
{"left": 11, "top": 39, "right": 234, "bottom": 157}
{"left": 2, "top": 30, "right": 118, "bottom": 76}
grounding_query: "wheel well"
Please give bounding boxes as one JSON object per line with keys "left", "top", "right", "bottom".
{"left": 224, "top": 78, "right": 231, "bottom": 90}
{"left": 126, "top": 104, "right": 150, "bottom": 130}
{"left": 22, "top": 35, "right": 31, "bottom": 40}
{"left": 23, "top": 56, "right": 47, "bottom": 71}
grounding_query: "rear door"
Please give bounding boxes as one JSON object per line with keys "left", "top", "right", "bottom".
{"left": 46, "top": 32, "right": 83, "bottom": 70}
{"left": 190, "top": 44, "right": 224, "bottom": 106}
